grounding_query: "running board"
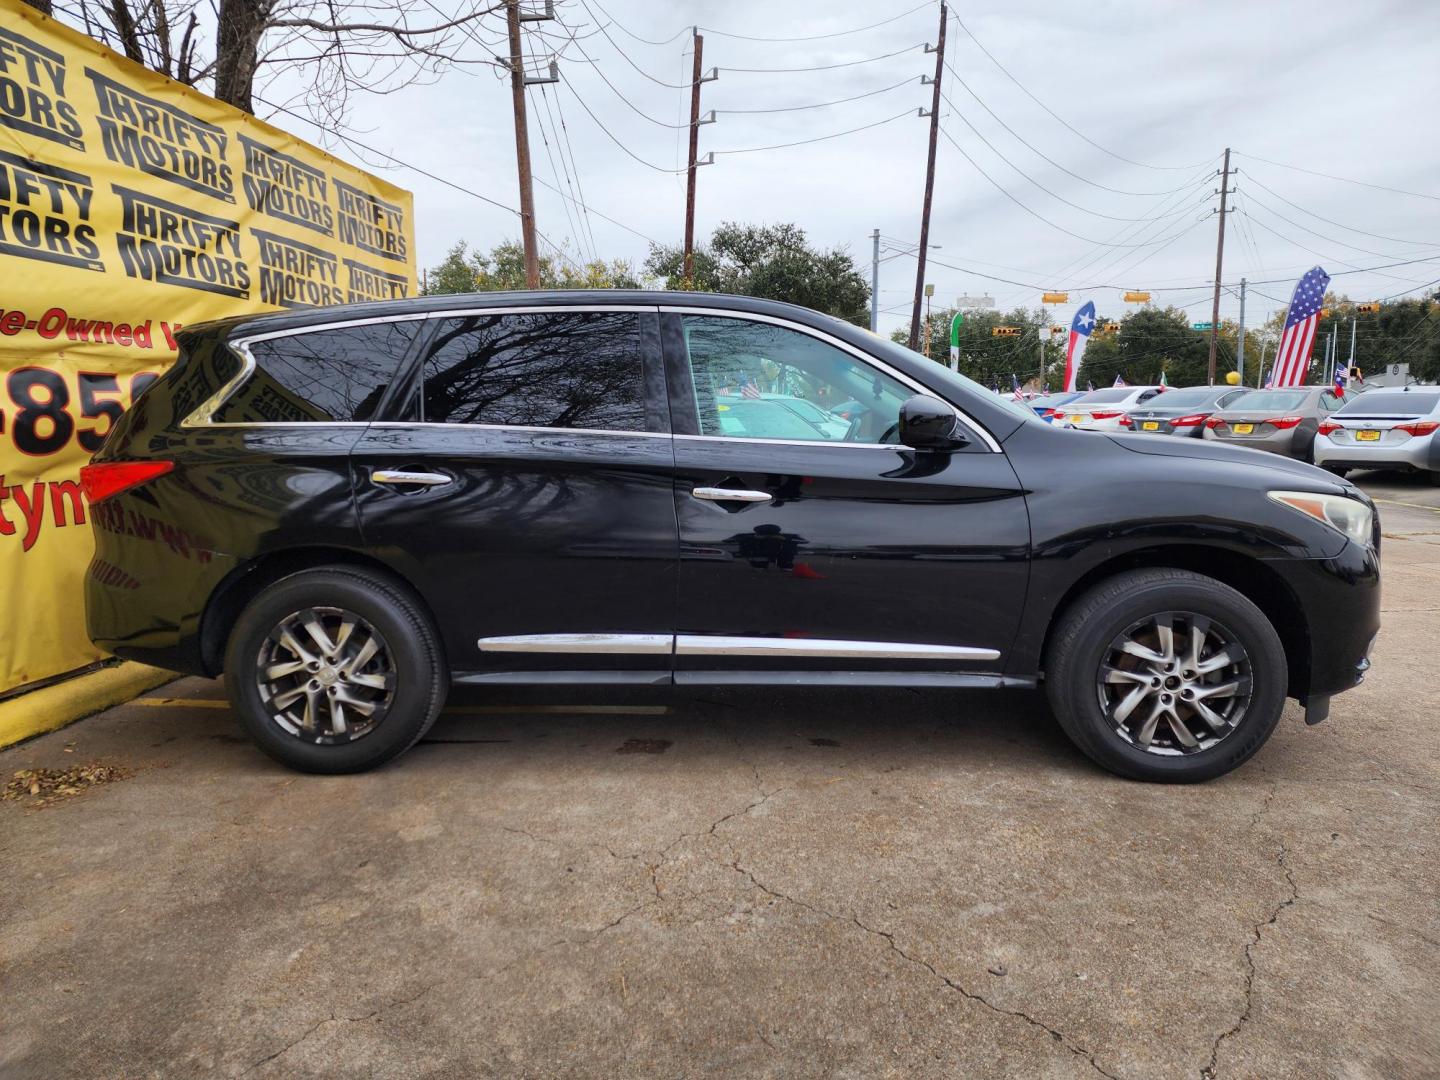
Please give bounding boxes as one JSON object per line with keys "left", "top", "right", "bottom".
{"left": 450, "top": 670, "right": 1034, "bottom": 690}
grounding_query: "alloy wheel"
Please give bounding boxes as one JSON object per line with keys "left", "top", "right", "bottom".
{"left": 1096, "top": 611, "right": 1253, "bottom": 756}
{"left": 255, "top": 606, "right": 396, "bottom": 743}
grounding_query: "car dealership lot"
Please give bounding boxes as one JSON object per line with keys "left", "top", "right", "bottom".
{"left": 2, "top": 471, "right": 1436, "bottom": 1079}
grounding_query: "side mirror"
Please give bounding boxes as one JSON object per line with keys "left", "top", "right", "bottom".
{"left": 899, "top": 394, "right": 970, "bottom": 451}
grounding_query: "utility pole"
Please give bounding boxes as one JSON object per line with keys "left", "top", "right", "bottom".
{"left": 1348, "top": 315, "right": 1357, "bottom": 371}
{"left": 1206, "top": 147, "right": 1232, "bottom": 384}
{"left": 908, "top": 2, "right": 946, "bottom": 351}
{"left": 1236, "top": 276, "right": 1247, "bottom": 385}
{"left": 1256, "top": 342, "right": 1268, "bottom": 388}
{"left": 681, "top": 30, "right": 717, "bottom": 287}
{"left": 504, "top": 0, "right": 556, "bottom": 289}
{"left": 870, "top": 228, "right": 880, "bottom": 332}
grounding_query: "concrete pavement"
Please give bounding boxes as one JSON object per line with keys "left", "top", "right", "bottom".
{"left": 1, "top": 471, "right": 1437, "bottom": 1079}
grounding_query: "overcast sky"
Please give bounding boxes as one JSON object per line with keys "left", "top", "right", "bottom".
{"left": 269, "top": 0, "right": 1440, "bottom": 342}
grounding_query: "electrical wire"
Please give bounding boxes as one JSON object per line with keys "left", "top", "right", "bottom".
{"left": 700, "top": 2, "right": 934, "bottom": 42}
{"left": 1234, "top": 152, "right": 1440, "bottom": 204}
{"left": 578, "top": 0, "right": 689, "bottom": 47}
{"left": 1238, "top": 199, "right": 1440, "bottom": 287}
{"left": 557, "top": 22, "right": 689, "bottom": 128}
{"left": 951, "top": 12, "right": 1215, "bottom": 172}
{"left": 575, "top": 0, "right": 694, "bottom": 88}
{"left": 530, "top": 88, "right": 590, "bottom": 264}
{"left": 718, "top": 76, "right": 919, "bottom": 115}
{"left": 1239, "top": 172, "right": 1439, "bottom": 248}
{"left": 721, "top": 44, "right": 923, "bottom": 75}
{"left": 1240, "top": 187, "right": 1424, "bottom": 261}
{"left": 562, "top": 74, "right": 688, "bottom": 172}
{"left": 714, "top": 109, "right": 915, "bottom": 155}
{"left": 546, "top": 83, "right": 604, "bottom": 260}
{"left": 939, "top": 126, "right": 1209, "bottom": 249}
{"left": 941, "top": 91, "right": 1205, "bottom": 223}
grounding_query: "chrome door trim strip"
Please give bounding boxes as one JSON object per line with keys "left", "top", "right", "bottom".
{"left": 361, "top": 420, "right": 672, "bottom": 439}
{"left": 674, "top": 635, "right": 1000, "bottom": 661}
{"left": 185, "top": 304, "right": 661, "bottom": 429}
{"left": 477, "top": 633, "right": 674, "bottom": 655}
{"left": 655, "top": 306, "right": 1002, "bottom": 453}
{"left": 676, "top": 433, "right": 894, "bottom": 451}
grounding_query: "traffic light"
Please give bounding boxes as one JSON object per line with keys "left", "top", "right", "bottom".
{"left": 1042, "top": 292, "right": 1069, "bottom": 304}
{"left": 1123, "top": 291, "right": 1152, "bottom": 303}
{"left": 1356, "top": 303, "right": 1380, "bottom": 314}
{"left": 1101, "top": 322, "right": 1120, "bottom": 334}
{"left": 991, "top": 326, "right": 1022, "bottom": 337}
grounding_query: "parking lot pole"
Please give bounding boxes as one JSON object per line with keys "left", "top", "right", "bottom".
{"left": 1236, "top": 277, "right": 1247, "bottom": 384}
{"left": 870, "top": 229, "right": 880, "bottom": 332}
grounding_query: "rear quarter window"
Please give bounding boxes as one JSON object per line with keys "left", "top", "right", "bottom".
{"left": 213, "top": 320, "right": 420, "bottom": 423}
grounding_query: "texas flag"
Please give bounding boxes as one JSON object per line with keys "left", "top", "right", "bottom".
{"left": 1064, "top": 301, "right": 1096, "bottom": 392}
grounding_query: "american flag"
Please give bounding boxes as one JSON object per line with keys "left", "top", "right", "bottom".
{"left": 739, "top": 373, "right": 762, "bottom": 399}
{"left": 1010, "top": 373, "right": 1024, "bottom": 401}
{"left": 1270, "top": 266, "right": 1330, "bottom": 387}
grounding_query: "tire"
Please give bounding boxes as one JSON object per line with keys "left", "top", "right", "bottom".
{"left": 225, "top": 566, "right": 447, "bottom": 774}
{"left": 1045, "top": 568, "right": 1287, "bottom": 782}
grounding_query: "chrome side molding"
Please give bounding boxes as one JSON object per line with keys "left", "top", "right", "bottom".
{"left": 476, "top": 632, "right": 999, "bottom": 663}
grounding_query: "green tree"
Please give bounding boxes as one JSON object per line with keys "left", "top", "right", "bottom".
{"left": 645, "top": 222, "right": 871, "bottom": 326}
{"left": 422, "top": 240, "right": 642, "bottom": 295}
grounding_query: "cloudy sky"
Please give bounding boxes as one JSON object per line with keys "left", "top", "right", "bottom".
{"left": 267, "top": 0, "right": 1440, "bottom": 341}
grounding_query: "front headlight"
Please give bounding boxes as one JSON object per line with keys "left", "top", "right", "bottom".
{"left": 1268, "top": 490, "right": 1375, "bottom": 547}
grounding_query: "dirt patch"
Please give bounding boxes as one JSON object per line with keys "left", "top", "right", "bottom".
{"left": 616, "top": 738, "right": 672, "bottom": 755}
{"left": 4, "top": 764, "right": 133, "bottom": 809}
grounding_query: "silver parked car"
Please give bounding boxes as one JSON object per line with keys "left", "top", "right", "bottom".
{"left": 1314, "top": 387, "right": 1440, "bottom": 481}
{"left": 1122, "top": 385, "right": 1251, "bottom": 438}
{"left": 1201, "top": 385, "right": 1344, "bottom": 461}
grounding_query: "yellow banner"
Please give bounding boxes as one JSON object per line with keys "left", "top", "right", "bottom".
{"left": 0, "top": 0, "right": 416, "bottom": 693}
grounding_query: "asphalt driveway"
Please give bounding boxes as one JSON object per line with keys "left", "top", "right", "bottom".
{"left": 2, "top": 471, "right": 1437, "bottom": 1079}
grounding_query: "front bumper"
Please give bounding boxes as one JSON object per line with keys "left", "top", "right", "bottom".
{"left": 1267, "top": 538, "right": 1381, "bottom": 702}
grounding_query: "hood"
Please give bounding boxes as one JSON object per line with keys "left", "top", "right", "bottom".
{"left": 1104, "top": 431, "right": 1350, "bottom": 488}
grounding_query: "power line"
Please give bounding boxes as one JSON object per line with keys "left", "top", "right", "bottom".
{"left": 576, "top": 0, "right": 694, "bottom": 88}
{"left": 718, "top": 76, "right": 919, "bottom": 115}
{"left": 1233, "top": 152, "right": 1440, "bottom": 204}
{"left": 557, "top": 22, "right": 689, "bottom": 128}
{"left": 714, "top": 110, "right": 915, "bottom": 156}
{"left": 941, "top": 61, "right": 1205, "bottom": 199}
{"left": 576, "top": 0, "right": 689, "bottom": 47}
{"left": 938, "top": 126, "right": 1209, "bottom": 249}
{"left": 950, "top": 12, "right": 1214, "bottom": 172}
{"left": 941, "top": 90, "right": 1205, "bottom": 223}
{"left": 1240, "top": 187, "right": 1423, "bottom": 260}
{"left": 562, "top": 73, "right": 688, "bottom": 173}
{"left": 545, "top": 83, "right": 603, "bottom": 259}
{"left": 1239, "top": 172, "right": 1439, "bottom": 248}
{"left": 530, "top": 87, "right": 590, "bottom": 263}
{"left": 701, "top": 2, "right": 934, "bottom": 42}
{"left": 1237, "top": 199, "right": 1440, "bottom": 287}
{"left": 721, "top": 43, "right": 924, "bottom": 74}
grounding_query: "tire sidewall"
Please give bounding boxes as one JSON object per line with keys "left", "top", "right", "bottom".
{"left": 226, "top": 569, "right": 445, "bottom": 773}
{"left": 1052, "top": 574, "right": 1287, "bottom": 782}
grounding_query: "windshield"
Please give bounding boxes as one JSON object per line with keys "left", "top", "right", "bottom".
{"left": 1337, "top": 390, "right": 1440, "bottom": 415}
{"left": 1227, "top": 389, "right": 1309, "bottom": 411}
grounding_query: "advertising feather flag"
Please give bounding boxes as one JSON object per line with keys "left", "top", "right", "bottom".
{"left": 1063, "top": 301, "right": 1096, "bottom": 392}
{"left": 1270, "top": 266, "right": 1330, "bottom": 387}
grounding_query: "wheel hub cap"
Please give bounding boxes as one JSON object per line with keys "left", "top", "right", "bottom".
{"left": 1096, "top": 611, "right": 1253, "bottom": 756}
{"left": 255, "top": 606, "right": 396, "bottom": 744}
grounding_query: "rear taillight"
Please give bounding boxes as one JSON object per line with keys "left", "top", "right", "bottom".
{"left": 1318, "top": 419, "right": 1341, "bottom": 436}
{"left": 1118, "top": 414, "right": 1132, "bottom": 427}
{"left": 1171, "top": 414, "right": 1208, "bottom": 427}
{"left": 1204, "top": 417, "right": 1225, "bottom": 429}
{"left": 1265, "top": 415, "right": 1304, "bottom": 429}
{"left": 1397, "top": 421, "right": 1440, "bottom": 436}
{"left": 1089, "top": 410, "right": 1122, "bottom": 420}
{"left": 79, "top": 461, "right": 174, "bottom": 504}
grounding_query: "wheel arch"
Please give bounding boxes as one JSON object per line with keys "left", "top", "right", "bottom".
{"left": 198, "top": 546, "right": 440, "bottom": 677}
{"left": 1038, "top": 545, "right": 1310, "bottom": 699}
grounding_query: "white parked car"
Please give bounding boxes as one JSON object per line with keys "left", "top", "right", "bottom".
{"left": 1314, "top": 387, "right": 1440, "bottom": 481}
{"left": 1055, "top": 386, "right": 1165, "bottom": 431}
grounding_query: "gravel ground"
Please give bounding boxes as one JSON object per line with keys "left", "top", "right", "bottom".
{"left": 1, "top": 470, "right": 1436, "bottom": 1080}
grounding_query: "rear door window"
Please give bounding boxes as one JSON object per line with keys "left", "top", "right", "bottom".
{"left": 418, "top": 311, "right": 651, "bottom": 431}
{"left": 215, "top": 320, "right": 420, "bottom": 423}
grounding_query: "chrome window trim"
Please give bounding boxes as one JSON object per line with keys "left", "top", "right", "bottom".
{"left": 675, "top": 635, "right": 1000, "bottom": 661}
{"left": 363, "top": 420, "right": 671, "bottom": 439}
{"left": 184, "top": 304, "right": 661, "bottom": 429}
{"left": 658, "top": 305, "right": 1002, "bottom": 453}
{"left": 478, "top": 633, "right": 673, "bottom": 655}
{"left": 676, "top": 433, "right": 895, "bottom": 451}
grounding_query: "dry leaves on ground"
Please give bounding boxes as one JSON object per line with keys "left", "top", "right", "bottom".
{"left": 3, "top": 764, "right": 132, "bottom": 808}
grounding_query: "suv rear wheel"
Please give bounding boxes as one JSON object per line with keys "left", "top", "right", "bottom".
{"left": 225, "top": 566, "right": 446, "bottom": 773}
{"left": 1045, "top": 568, "right": 1286, "bottom": 782}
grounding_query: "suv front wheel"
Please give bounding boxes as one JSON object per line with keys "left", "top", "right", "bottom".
{"left": 225, "top": 566, "right": 447, "bottom": 773}
{"left": 1045, "top": 568, "right": 1287, "bottom": 782}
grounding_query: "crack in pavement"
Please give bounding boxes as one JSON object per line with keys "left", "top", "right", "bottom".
{"left": 239, "top": 983, "right": 437, "bottom": 1074}
{"left": 1200, "top": 789, "right": 1300, "bottom": 1079}
{"left": 727, "top": 860, "right": 1121, "bottom": 1080}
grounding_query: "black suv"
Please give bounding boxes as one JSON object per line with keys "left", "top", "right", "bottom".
{"left": 83, "top": 292, "right": 1380, "bottom": 781}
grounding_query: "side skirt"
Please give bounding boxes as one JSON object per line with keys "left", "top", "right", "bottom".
{"left": 450, "top": 670, "right": 1036, "bottom": 690}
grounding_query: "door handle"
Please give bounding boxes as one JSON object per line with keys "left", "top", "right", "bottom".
{"left": 372, "top": 469, "right": 452, "bottom": 488}
{"left": 692, "top": 486, "right": 772, "bottom": 503}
